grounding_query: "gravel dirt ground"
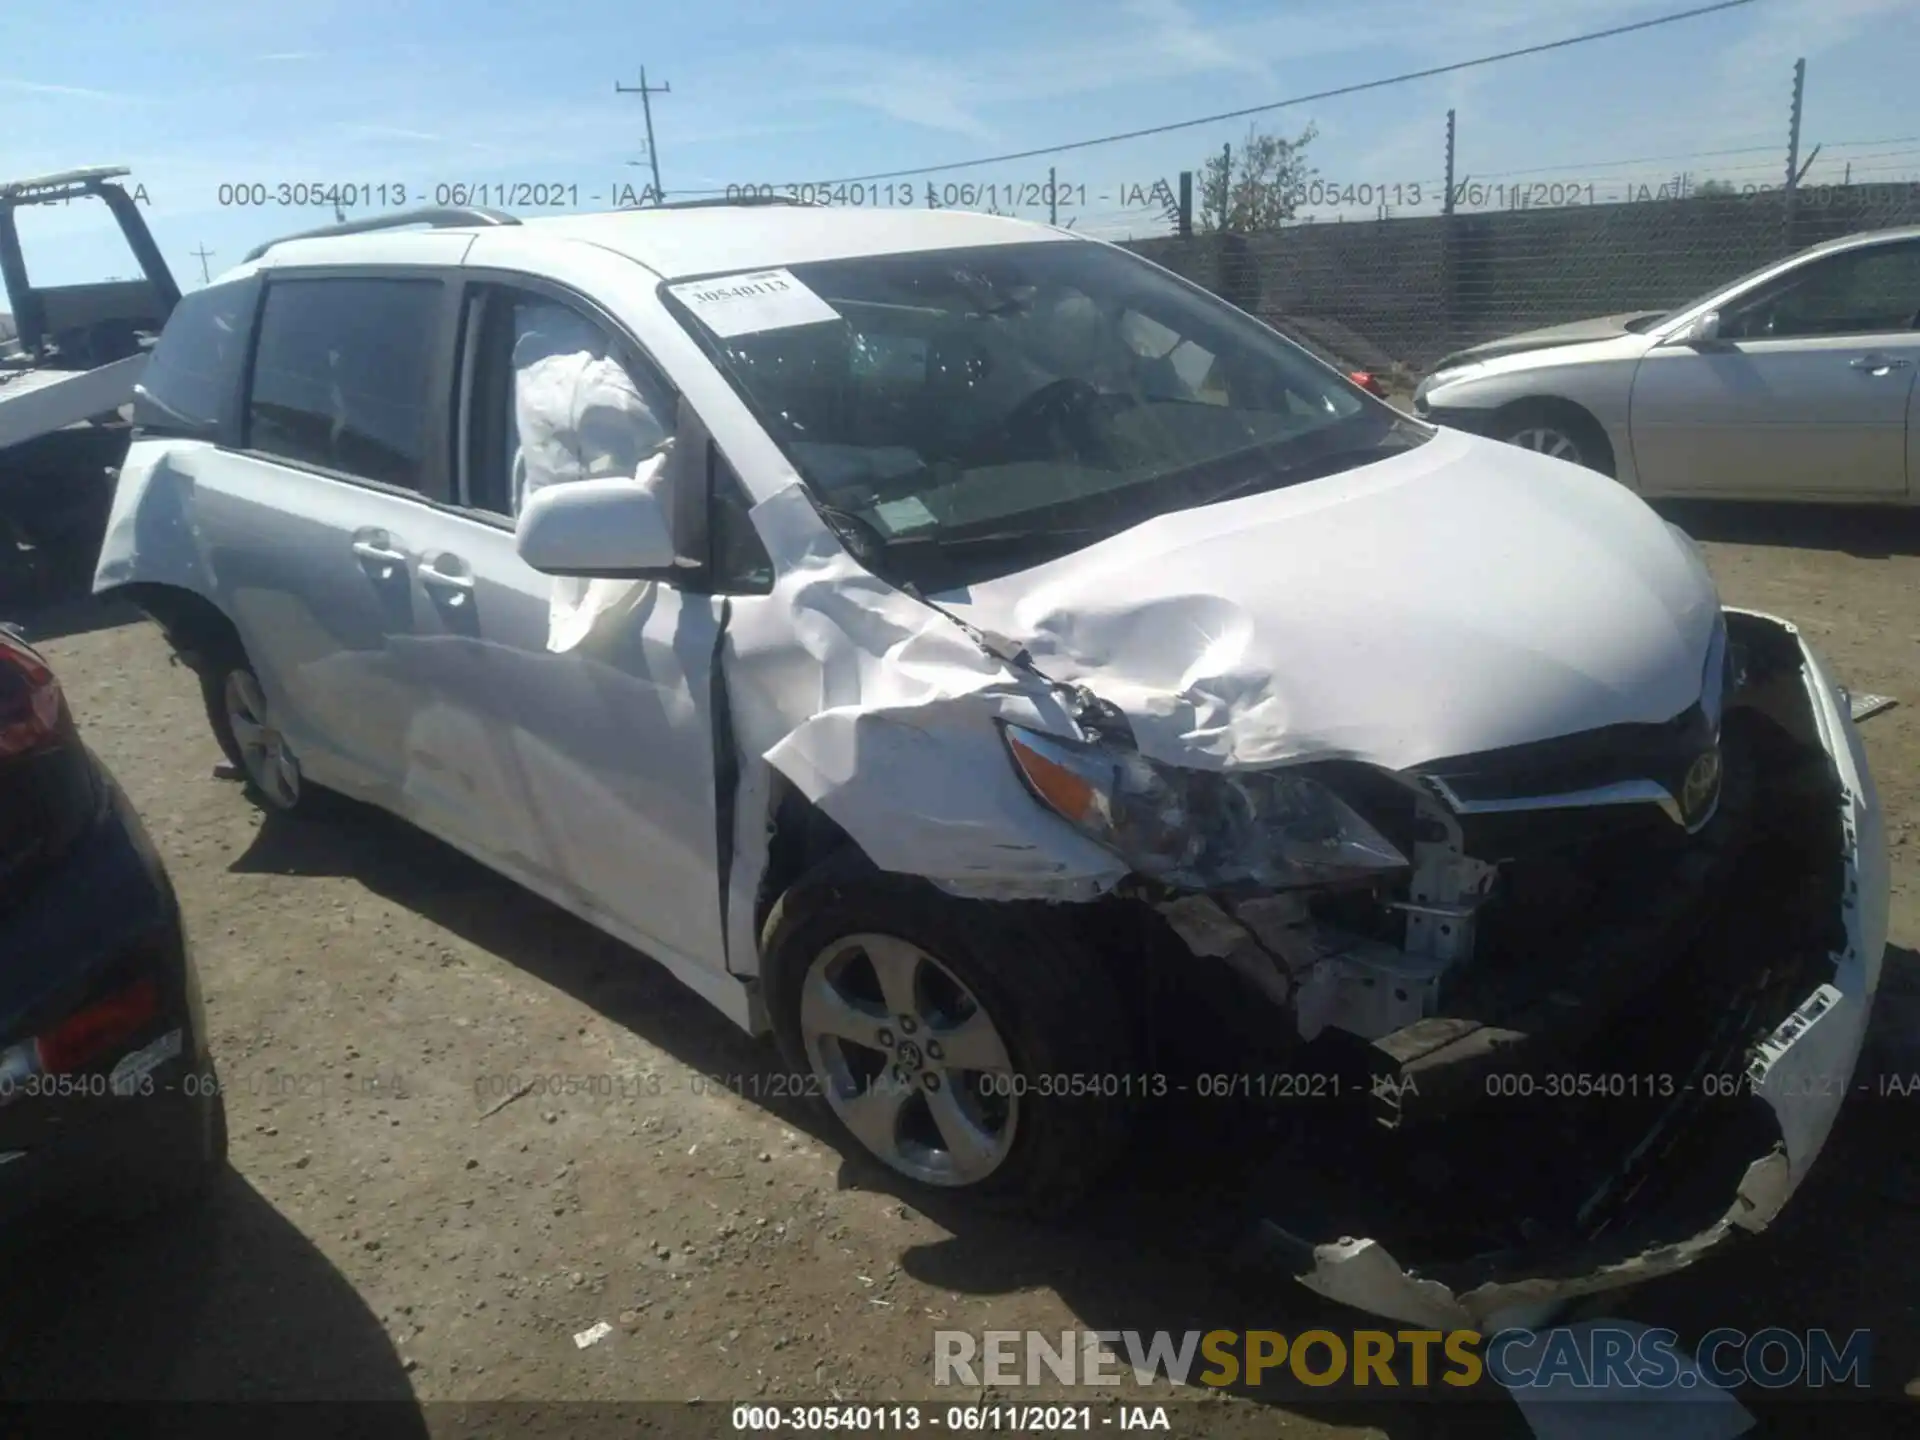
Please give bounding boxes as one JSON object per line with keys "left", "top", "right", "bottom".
{"left": 3, "top": 498, "right": 1920, "bottom": 1439}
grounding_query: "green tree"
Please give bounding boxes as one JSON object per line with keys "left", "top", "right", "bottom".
{"left": 1197, "top": 122, "right": 1319, "bottom": 233}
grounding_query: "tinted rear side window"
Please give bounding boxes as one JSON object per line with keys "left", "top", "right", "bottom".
{"left": 132, "top": 275, "right": 260, "bottom": 439}
{"left": 246, "top": 277, "right": 442, "bottom": 488}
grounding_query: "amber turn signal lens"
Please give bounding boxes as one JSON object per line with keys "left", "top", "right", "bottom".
{"left": 1005, "top": 730, "right": 1099, "bottom": 823}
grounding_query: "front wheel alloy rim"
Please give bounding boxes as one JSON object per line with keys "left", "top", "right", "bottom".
{"left": 799, "top": 933, "right": 1018, "bottom": 1187}
{"left": 224, "top": 669, "right": 300, "bottom": 809}
{"left": 1507, "top": 426, "right": 1584, "bottom": 464}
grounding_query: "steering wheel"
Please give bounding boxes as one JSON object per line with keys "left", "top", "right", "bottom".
{"left": 996, "top": 377, "right": 1115, "bottom": 462}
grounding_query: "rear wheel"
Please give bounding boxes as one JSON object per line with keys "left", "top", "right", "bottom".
{"left": 201, "top": 645, "right": 309, "bottom": 813}
{"left": 763, "top": 854, "right": 1136, "bottom": 1216}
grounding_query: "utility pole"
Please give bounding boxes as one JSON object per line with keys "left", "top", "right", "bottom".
{"left": 1220, "top": 142, "right": 1232, "bottom": 230}
{"left": 1784, "top": 56, "right": 1805, "bottom": 243}
{"left": 1440, "top": 108, "right": 1462, "bottom": 359}
{"left": 1177, "top": 170, "right": 1192, "bottom": 238}
{"left": 1785, "top": 58, "right": 1805, "bottom": 192}
{"left": 190, "top": 243, "right": 214, "bottom": 284}
{"left": 1048, "top": 165, "right": 1058, "bottom": 226}
{"left": 615, "top": 67, "right": 672, "bottom": 205}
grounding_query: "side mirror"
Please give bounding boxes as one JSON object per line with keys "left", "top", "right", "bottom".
{"left": 1666, "top": 310, "right": 1722, "bottom": 347}
{"left": 515, "top": 476, "right": 681, "bottom": 579}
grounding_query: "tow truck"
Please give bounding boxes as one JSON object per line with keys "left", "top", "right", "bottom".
{"left": 0, "top": 166, "right": 179, "bottom": 606}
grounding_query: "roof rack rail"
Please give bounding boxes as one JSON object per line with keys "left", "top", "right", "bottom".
{"left": 619, "top": 195, "right": 820, "bottom": 212}
{"left": 0, "top": 165, "right": 133, "bottom": 203}
{"left": 244, "top": 206, "right": 521, "bottom": 263}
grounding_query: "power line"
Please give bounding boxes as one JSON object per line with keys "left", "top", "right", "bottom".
{"left": 680, "top": 0, "right": 1758, "bottom": 193}
{"left": 1469, "top": 134, "right": 1920, "bottom": 181}
{"left": 1469, "top": 140, "right": 1779, "bottom": 180}
{"left": 1816, "top": 144, "right": 1920, "bottom": 162}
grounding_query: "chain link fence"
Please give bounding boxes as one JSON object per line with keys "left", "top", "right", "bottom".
{"left": 1119, "top": 181, "right": 1920, "bottom": 380}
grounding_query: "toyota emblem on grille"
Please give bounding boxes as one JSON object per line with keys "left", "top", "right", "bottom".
{"left": 1681, "top": 747, "right": 1723, "bottom": 827}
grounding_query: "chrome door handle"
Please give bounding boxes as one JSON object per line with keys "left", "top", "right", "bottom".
{"left": 350, "top": 529, "right": 408, "bottom": 574}
{"left": 1849, "top": 354, "right": 1912, "bottom": 372}
{"left": 420, "top": 553, "right": 474, "bottom": 599}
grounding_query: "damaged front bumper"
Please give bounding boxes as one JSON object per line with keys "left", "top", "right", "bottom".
{"left": 1219, "top": 609, "right": 1887, "bottom": 1328}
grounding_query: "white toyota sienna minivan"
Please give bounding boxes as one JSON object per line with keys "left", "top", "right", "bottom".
{"left": 95, "top": 199, "right": 1887, "bottom": 1327}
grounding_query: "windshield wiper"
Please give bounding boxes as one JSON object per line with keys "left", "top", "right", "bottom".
{"left": 1197, "top": 428, "right": 1426, "bottom": 510}
{"left": 817, "top": 501, "right": 1095, "bottom": 555}
{"left": 886, "top": 524, "right": 1097, "bottom": 550}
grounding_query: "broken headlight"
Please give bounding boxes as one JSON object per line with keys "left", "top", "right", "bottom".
{"left": 1001, "top": 723, "right": 1408, "bottom": 889}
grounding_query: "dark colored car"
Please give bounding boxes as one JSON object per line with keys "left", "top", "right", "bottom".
{"left": 0, "top": 622, "right": 224, "bottom": 1240}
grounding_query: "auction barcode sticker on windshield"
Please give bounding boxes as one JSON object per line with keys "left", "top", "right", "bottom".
{"left": 667, "top": 269, "right": 841, "bottom": 338}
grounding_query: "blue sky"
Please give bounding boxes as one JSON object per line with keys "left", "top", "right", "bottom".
{"left": 5, "top": 0, "right": 1917, "bottom": 288}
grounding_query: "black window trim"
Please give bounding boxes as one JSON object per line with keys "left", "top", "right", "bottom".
{"left": 236, "top": 263, "right": 464, "bottom": 504}
{"left": 703, "top": 434, "right": 776, "bottom": 597}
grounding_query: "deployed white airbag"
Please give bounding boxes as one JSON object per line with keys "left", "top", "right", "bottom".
{"left": 509, "top": 304, "right": 673, "bottom": 654}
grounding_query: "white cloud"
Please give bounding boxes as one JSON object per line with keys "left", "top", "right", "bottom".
{"left": 1120, "top": 0, "right": 1276, "bottom": 88}
{"left": 1711, "top": 0, "right": 1910, "bottom": 82}
{"left": 765, "top": 0, "right": 1701, "bottom": 141}
{"left": 0, "top": 77, "right": 131, "bottom": 101}
{"left": 334, "top": 122, "right": 448, "bottom": 144}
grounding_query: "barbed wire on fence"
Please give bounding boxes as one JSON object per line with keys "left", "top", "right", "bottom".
{"left": 1123, "top": 179, "right": 1920, "bottom": 379}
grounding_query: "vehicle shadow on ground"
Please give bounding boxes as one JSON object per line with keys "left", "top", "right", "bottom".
{"left": 230, "top": 802, "right": 1920, "bottom": 1437}
{"left": 1654, "top": 499, "right": 1920, "bottom": 560}
{"left": 0, "top": 1167, "right": 426, "bottom": 1426}
{"left": 1611, "top": 1090, "right": 1920, "bottom": 1438}
{"left": 1608, "top": 943, "right": 1920, "bottom": 1437}
{"left": 232, "top": 802, "right": 1492, "bottom": 1433}
{"left": 2, "top": 588, "right": 142, "bottom": 644}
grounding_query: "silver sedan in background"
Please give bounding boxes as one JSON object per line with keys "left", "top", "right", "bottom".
{"left": 1413, "top": 225, "right": 1920, "bottom": 502}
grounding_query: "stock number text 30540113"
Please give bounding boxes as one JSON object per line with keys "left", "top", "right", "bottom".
{"left": 214, "top": 182, "right": 585, "bottom": 210}
{"left": 730, "top": 1404, "right": 1137, "bottom": 1433}
{"left": 726, "top": 181, "right": 1091, "bottom": 209}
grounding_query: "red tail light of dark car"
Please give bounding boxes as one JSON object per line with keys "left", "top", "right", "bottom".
{"left": 0, "top": 629, "right": 94, "bottom": 913}
{"left": 0, "top": 629, "right": 70, "bottom": 760}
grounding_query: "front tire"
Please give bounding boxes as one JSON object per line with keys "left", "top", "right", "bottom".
{"left": 762, "top": 854, "right": 1136, "bottom": 1216}
{"left": 1496, "top": 400, "right": 1615, "bottom": 477}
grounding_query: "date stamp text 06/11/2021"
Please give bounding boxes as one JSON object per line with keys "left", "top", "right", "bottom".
{"left": 450, "top": 1066, "right": 1916, "bottom": 1110}
{"left": 203, "top": 176, "right": 1920, "bottom": 217}
{"left": 8, "top": 1065, "right": 1900, "bottom": 1110}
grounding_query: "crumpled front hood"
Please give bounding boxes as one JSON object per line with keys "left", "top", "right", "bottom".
{"left": 1432, "top": 310, "right": 1665, "bottom": 371}
{"left": 941, "top": 426, "right": 1721, "bottom": 773}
